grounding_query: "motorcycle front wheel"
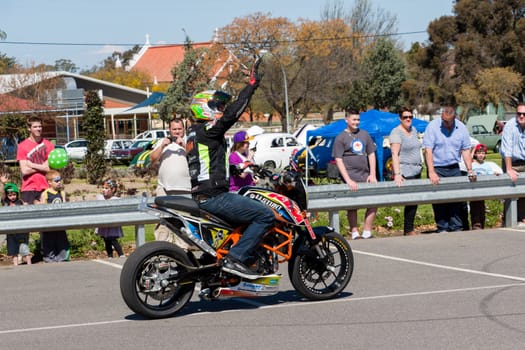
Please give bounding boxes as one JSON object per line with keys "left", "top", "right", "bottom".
{"left": 289, "top": 231, "right": 353, "bottom": 300}
{"left": 120, "top": 241, "right": 196, "bottom": 319}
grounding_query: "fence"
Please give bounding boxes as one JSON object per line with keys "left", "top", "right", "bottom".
{"left": 1, "top": 174, "right": 524, "bottom": 247}
{"left": 307, "top": 174, "right": 525, "bottom": 230}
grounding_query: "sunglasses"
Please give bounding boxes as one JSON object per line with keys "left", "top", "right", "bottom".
{"left": 401, "top": 115, "right": 413, "bottom": 120}
{"left": 517, "top": 112, "right": 525, "bottom": 117}
{"left": 53, "top": 177, "right": 62, "bottom": 183}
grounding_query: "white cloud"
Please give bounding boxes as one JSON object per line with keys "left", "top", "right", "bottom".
{"left": 93, "top": 45, "right": 127, "bottom": 55}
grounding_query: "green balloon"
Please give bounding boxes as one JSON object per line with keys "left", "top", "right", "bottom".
{"left": 48, "top": 148, "right": 69, "bottom": 169}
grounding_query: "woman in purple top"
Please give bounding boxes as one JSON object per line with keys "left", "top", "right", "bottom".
{"left": 229, "top": 131, "right": 257, "bottom": 192}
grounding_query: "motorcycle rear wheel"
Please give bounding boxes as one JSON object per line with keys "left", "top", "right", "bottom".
{"left": 120, "top": 241, "right": 195, "bottom": 319}
{"left": 289, "top": 231, "right": 353, "bottom": 300}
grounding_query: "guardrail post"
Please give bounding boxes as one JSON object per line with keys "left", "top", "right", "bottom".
{"left": 504, "top": 198, "right": 518, "bottom": 227}
{"left": 135, "top": 225, "right": 146, "bottom": 247}
{"left": 329, "top": 211, "right": 340, "bottom": 232}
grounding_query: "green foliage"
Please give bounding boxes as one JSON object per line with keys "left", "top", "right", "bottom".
{"left": 83, "top": 90, "right": 107, "bottom": 185}
{"left": 411, "top": 0, "right": 525, "bottom": 107}
{"left": 0, "top": 52, "right": 18, "bottom": 74}
{"left": 485, "top": 199, "right": 503, "bottom": 228}
{"left": 54, "top": 59, "right": 78, "bottom": 73}
{"left": 67, "top": 229, "right": 103, "bottom": 256}
{"left": 361, "top": 37, "right": 406, "bottom": 110}
{"left": 158, "top": 38, "right": 210, "bottom": 122}
{"left": 0, "top": 114, "right": 26, "bottom": 138}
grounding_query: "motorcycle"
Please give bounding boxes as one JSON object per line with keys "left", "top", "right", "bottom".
{"left": 120, "top": 166, "right": 354, "bottom": 319}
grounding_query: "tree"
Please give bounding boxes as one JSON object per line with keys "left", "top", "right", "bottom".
{"left": 218, "top": 12, "right": 357, "bottom": 129}
{"left": 0, "top": 53, "right": 18, "bottom": 74}
{"left": 410, "top": 0, "right": 525, "bottom": 106}
{"left": 54, "top": 59, "right": 78, "bottom": 73}
{"left": 88, "top": 68, "right": 152, "bottom": 90}
{"left": 320, "top": 0, "right": 400, "bottom": 115}
{"left": 360, "top": 37, "right": 406, "bottom": 110}
{"left": 158, "top": 38, "right": 210, "bottom": 123}
{"left": 455, "top": 67, "right": 524, "bottom": 111}
{"left": 84, "top": 90, "right": 107, "bottom": 185}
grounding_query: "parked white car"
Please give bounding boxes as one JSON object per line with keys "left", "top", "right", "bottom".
{"left": 251, "top": 133, "right": 302, "bottom": 170}
{"left": 63, "top": 139, "right": 88, "bottom": 161}
{"left": 133, "top": 129, "right": 169, "bottom": 141}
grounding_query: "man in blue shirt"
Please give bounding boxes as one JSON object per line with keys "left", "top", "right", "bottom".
{"left": 423, "top": 106, "right": 474, "bottom": 232}
{"left": 500, "top": 103, "right": 525, "bottom": 225}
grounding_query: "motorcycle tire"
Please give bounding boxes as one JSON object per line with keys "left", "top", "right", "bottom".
{"left": 289, "top": 231, "right": 353, "bottom": 301}
{"left": 120, "top": 241, "right": 196, "bottom": 319}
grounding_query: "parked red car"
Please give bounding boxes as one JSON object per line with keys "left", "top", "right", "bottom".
{"left": 110, "top": 139, "right": 152, "bottom": 165}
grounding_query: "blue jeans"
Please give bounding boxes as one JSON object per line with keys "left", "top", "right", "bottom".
{"left": 431, "top": 165, "right": 464, "bottom": 232}
{"left": 198, "top": 192, "right": 275, "bottom": 262}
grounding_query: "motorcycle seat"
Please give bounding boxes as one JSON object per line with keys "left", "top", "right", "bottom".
{"left": 155, "top": 195, "right": 201, "bottom": 217}
{"left": 155, "top": 195, "right": 233, "bottom": 227}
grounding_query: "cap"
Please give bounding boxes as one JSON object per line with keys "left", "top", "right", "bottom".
{"left": 4, "top": 182, "right": 19, "bottom": 194}
{"left": 474, "top": 143, "right": 488, "bottom": 153}
{"left": 233, "top": 131, "right": 249, "bottom": 144}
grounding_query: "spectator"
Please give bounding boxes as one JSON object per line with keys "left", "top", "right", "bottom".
{"left": 229, "top": 130, "right": 257, "bottom": 192}
{"left": 96, "top": 179, "right": 125, "bottom": 258}
{"left": 500, "top": 103, "right": 525, "bottom": 226}
{"left": 2, "top": 182, "right": 31, "bottom": 266}
{"left": 149, "top": 117, "right": 192, "bottom": 248}
{"left": 39, "top": 170, "right": 70, "bottom": 262}
{"left": 16, "top": 115, "right": 54, "bottom": 204}
{"left": 389, "top": 107, "right": 422, "bottom": 236}
{"left": 423, "top": 106, "right": 474, "bottom": 232}
{"left": 333, "top": 108, "right": 377, "bottom": 240}
{"left": 470, "top": 144, "right": 503, "bottom": 229}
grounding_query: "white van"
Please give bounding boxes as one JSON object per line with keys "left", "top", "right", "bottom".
{"left": 133, "top": 129, "right": 169, "bottom": 141}
{"left": 251, "top": 133, "right": 301, "bottom": 170}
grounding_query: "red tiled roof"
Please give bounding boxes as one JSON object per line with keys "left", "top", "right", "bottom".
{"left": 131, "top": 42, "right": 212, "bottom": 83}
{"left": 104, "top": 99, "right": 132, "bottom": 108}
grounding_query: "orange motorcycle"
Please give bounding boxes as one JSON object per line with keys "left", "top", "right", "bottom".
{"left": 120, "top": 168, "right": 353, "bottom": 318}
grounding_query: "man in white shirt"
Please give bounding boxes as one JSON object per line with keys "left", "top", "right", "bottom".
{"left": 149, "top": 117, "right": 191, "bottom": 247}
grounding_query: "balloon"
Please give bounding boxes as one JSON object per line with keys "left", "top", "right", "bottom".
{"left": 48, "top": 148, "right": 69, "bottom": 169}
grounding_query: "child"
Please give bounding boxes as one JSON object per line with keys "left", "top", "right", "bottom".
{"left": 2, "top": 183, "right": 32, "bottom": 266}
{"left": 470, "top": 143, "right": 503, "bottom": 229}
{"left": 229, "top": 130, "right": 257, "bottom": 192}
{"left": 96, "top": 179, "right": 125, "bottom": 258}
{"left": 39, "top": 170, "right": 70, "bottom": 262}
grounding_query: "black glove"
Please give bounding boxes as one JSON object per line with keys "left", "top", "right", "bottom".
{"left": 249, "top": 58, "right": 263, "bottom": 87}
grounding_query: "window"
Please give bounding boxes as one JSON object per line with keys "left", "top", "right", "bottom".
{"left": 271, "top": 138, "right": 283, "bottom": 148}
{"left": 285, "top": 137, "right": 298, "bottom": 147}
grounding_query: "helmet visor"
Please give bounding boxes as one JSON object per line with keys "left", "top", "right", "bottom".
{"left": 208, "top": 91, "right": 231, "bottom": 112}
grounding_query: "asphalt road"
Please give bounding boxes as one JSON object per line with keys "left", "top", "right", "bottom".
{"left": 2, "top": 227, "right": 525, "bottom": 350}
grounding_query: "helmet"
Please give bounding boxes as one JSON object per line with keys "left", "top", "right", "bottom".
{"left": 4, "top": 182, "right": 19, "bottom": 194}
{"left": 190, "top": 90, "right": 232, "bottom": 122}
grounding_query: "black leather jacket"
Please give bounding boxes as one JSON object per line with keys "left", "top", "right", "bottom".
{"left": 186, "top": 83, "right": 257, "bottom": 198}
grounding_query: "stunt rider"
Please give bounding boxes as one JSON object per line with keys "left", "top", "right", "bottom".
{"left": 186, "top": 60, "right": 275, "bottom": 280}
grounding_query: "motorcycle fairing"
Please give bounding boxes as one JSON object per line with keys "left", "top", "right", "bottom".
{"left": 240, "top": 187, "right": 304, "bottom": 225}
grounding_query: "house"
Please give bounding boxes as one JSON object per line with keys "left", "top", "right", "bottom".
{"left": 0, "top": 71, "right": 154, "bottom": 143}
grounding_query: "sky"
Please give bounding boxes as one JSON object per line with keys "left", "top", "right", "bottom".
{"left": 1, "top": 0, "right": 453, "bottom": 71}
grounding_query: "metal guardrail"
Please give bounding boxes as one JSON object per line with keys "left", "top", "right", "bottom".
{"left": 0, "top": 197, "right": 159, "bottom": 247}
{"left": 307, "top": 174, "right": 525, "bottom": 231}
{"left": 1, "top": 175, "right": 524, "bottom": 247}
